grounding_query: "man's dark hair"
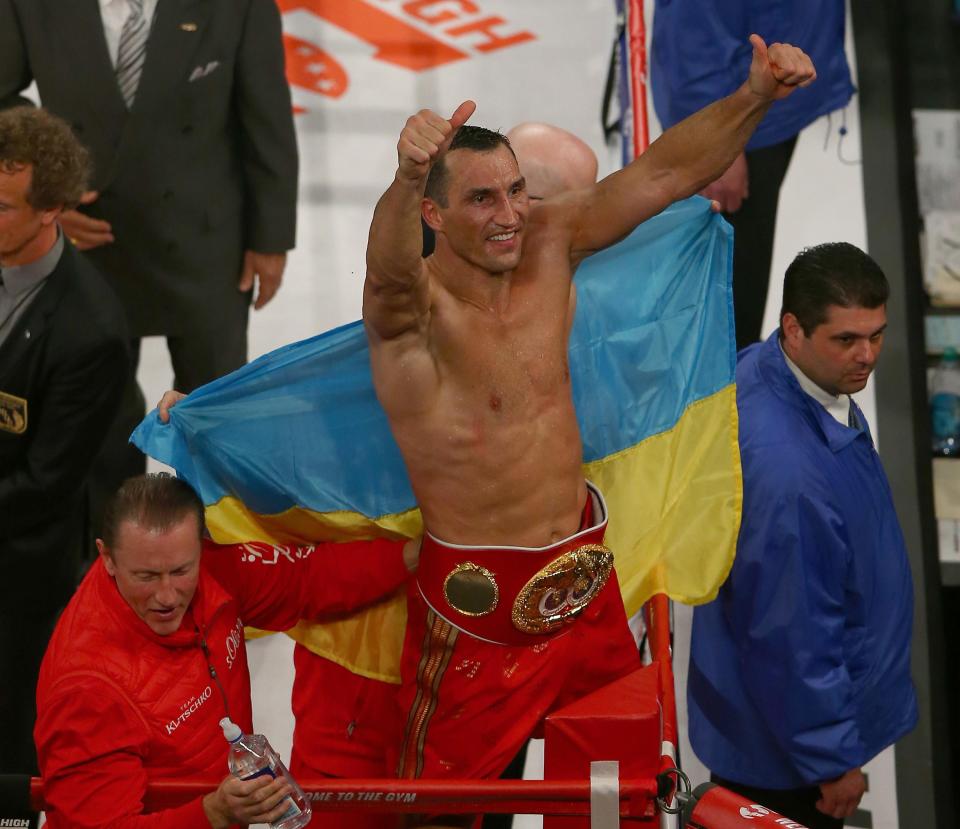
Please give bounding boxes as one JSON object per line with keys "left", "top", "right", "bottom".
{"left": 424, "top": 125, "right": 515, "bottom": 207}
{"left": 101, "top": 473, "right": 205, "bottom": 548}
{"left": 780, "top": 242, "right": 889, "bottom": 335}
{"left": 0, "top": 106, "right": 90, "bottom": 211}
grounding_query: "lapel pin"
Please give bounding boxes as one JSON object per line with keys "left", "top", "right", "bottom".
{"left": 180, "top": 22, "right": 198, "bottom": 32}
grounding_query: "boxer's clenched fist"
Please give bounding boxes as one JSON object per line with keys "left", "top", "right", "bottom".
{"left": 747, "top": 35, "right": 817, "bottom": 101}
{"left": 397, "top": 100, "right": 476, "bottom": 181}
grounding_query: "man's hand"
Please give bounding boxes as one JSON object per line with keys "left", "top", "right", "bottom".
{"left": 701, "top": 152, "right": 749, "bottom": 214}
{"left": 747, "top": 35, "right": 816, "bottom": 102}
{"left": 59, "top": 191, "right": 114, "bottom": 250}
{"left": 202, "top": 773, "right": 294, "bottom": 829}
{"left": 397, "top": 100, "right": 476, "bottom": 183}
{"left": 816, "top": 767, "right": 866, "bottom": 819}
{"left": 239, "top": 250, "right": 287, "bottom": 310}
{"left": 156, "top": 390, "right": 186, "bottom": 423}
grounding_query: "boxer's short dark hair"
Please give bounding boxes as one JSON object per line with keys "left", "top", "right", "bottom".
{"left": 425, "top": 125, "right": 516, "bottom": 207}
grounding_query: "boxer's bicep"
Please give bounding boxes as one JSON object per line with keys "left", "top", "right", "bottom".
{"left": 363, "top": 260, "right": 431, "bottom": 341}
{"left": 365, "top": 173, "right": 431, "bottom": 339}
{"left": 569, "top": 166, "right": 675, "bottom": 259}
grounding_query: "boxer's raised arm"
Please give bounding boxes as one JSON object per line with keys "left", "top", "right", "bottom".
{"left": 364, "top": 101, "right": 475, "bottom": 341}
{"left": 569, "top": 36, "right": 815, "bottom": 260}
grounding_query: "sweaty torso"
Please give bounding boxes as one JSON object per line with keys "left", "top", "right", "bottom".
{"left": 371, "top": 217, "right": 586, "bottom": 547}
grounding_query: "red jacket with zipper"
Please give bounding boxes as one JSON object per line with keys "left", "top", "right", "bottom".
{"left": 35, "top": 537, "right": 410, "bottom": 828}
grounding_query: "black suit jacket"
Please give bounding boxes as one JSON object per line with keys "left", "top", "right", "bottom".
{"left": 0, "top": 0, "right": 299, "bottom": 337}
{"left": 0, "top": 244, "right": 129, "bottom": 614}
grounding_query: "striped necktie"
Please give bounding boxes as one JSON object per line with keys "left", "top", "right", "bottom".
{"left": 116, "top": 0, "right": 149, "bottom": 109}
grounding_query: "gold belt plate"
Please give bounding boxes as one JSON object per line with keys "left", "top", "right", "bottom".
{"left": 512, "top": 544, "right": 613, "bottom": 634}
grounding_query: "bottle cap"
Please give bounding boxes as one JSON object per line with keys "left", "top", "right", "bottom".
{"left": 220, "top": 717, "right": 242, "bottom": 743}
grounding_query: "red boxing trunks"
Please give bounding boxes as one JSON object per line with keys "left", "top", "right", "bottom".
{"left": 395, "top": 483, "right": 640, "bottom": 782}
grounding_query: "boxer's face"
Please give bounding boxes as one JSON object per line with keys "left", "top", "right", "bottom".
{"left": 427, "top": 145, "right": 529, "bottom": 275}
{"left": 99, "top": 513, "right": 203, "bottom": 636}
{"left": 782, "top": 304, "right": 887, "bottom": 396}
{"left": 0, "top": 163, "right": 59, "bottom": 267}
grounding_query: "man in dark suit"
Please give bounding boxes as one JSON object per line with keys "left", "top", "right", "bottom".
{"left": 0, "top": 107, "right": 129, "bottom": 826}
{"left": 0, "top": 0, "right": 299, "bottom": 525}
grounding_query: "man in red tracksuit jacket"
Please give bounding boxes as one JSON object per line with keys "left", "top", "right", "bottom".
{"left": 34, "top": 473, "right": 417, "bottom": 828}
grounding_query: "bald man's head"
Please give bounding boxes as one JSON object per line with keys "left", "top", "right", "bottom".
{"left": 505, "top": 122, "right": 598, "bottom": 199}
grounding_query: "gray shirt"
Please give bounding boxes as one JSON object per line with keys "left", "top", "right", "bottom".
{"left": 0, "top": 232, "right": 65, "bottom": 349}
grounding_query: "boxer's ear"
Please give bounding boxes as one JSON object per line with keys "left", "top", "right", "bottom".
{"left": 422, "top": 197, "right": 443, "bottom": 232}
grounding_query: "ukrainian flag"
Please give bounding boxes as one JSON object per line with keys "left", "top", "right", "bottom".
{"left": 133, "top": 196, "right": 740, "bottom": 682}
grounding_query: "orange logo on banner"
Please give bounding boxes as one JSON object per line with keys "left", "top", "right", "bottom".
{"left": 279, "top": 0, "right": 535, "bottom": 107}
{"left": 284, "top": 33, "right": 349, "bottom": 98}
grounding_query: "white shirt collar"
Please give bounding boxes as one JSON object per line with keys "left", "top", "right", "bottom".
{"left": 98, "top": 0, "right": 126, "bottom": 17}
{"left": 97, "top": 0, "right": 159, "bottom": 67}
{"left": 779, "top": 339, "right": 851, "bottom": 426}
{"left": 99, "top": 0, "right": 159, "bottom": 16}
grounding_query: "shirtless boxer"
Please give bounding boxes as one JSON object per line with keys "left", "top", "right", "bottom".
{"left": 363, "top": 34, "right": 815, "bottom": 791}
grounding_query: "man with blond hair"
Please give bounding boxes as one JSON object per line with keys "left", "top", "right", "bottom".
{"left": 35, "top": 473, "right": 418, "bottom": 828}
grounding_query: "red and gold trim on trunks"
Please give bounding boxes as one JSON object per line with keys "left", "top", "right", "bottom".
{"left": 397, "top": 608, "right": 459, "bottom": 779}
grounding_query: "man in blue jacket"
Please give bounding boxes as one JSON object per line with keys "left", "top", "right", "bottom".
{"left": 651, "top": 1, "right": 855, "bottom": 349}
{"left": 688, "top": 242, "right": 917, "bottom": 829}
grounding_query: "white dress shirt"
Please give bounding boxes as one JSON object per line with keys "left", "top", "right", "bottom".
{"left": 98, "top": 0, "right": 160, "bottom": 67}
{"left": 780, "top": 339, "right": 852, "bottom": 426}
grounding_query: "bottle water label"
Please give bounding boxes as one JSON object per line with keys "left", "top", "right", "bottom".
{"left": 241, "top": 766, "right": 303, "bottom": 822}
{"left": 932, "top": 392, "right": 960, "bottom": 439}
{"left": 241, "top": 765, "right": 276, "bottom": 782}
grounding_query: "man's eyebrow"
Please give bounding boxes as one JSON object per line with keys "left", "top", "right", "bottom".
{"left": 831, "top": 323, "right": 888, "bottom": 340}
{"left": 131, "top": 561, "right": 193, "bottom": 576}
{"left": 465, "top": 187, "right": 493, "bottom": 200}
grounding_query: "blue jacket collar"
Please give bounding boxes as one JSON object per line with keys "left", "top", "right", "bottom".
{"left": 749, "top": 331, "right": 867, "bottom": 453}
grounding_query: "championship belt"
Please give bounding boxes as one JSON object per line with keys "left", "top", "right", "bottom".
{"left": 416, "top": 483, "right": 614, "bottom": 645}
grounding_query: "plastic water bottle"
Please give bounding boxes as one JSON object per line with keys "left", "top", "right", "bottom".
{"left": 931, "top": 347, "right": 960, "bottom": 456}
{"left": 220, "top": 718, "right": 312, "bottom": 829}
